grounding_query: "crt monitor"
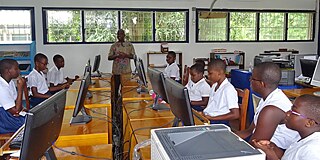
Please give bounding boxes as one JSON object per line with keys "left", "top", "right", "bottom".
{"left": 147, "top": 67, "right": 170, "bottom": 111}
{"left": 70, "top": 73, "right": 92, "bottom": 124}
{"left": 300, "top": 58, "right": 317, "bottom": 80}
{"left": 136, "top": 58, "right": 148, "bottom": 93}
{"left": 20, "top": 89, "right": 67, "bottom": 160}
{"left": 92, "top": 55, "right": 101, "bottom": 77}
{"left": 311, "top": 57, "right": 320, "bottom": 96}
{"left": 164, "top": 77, "right": 194, "bottom": 127}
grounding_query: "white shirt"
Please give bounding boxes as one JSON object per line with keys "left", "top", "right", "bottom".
{"left": 47, "top": 66, "right": 65, "bottom": 86}
{"left": 186, "top": 78, "right": 210, "bottom": 101}
{"left": 0, "top": 76, "right": 17, "bottom": 110}
{"left": 163, "top": 62, "right": 180, "bottom": 81}
{"left": 254, "top": 88, "right": 300, "bottom": 149}
{"left": 282, "top": 132, "right": 320, "bottom": 160}
{"left": 27, "top": 68, "right": 49, "bottom": 95}
{"left": 203, "top": 78, "right": 238, "bottom": 117}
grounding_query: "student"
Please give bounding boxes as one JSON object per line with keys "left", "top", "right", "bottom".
{"left": 236, "top": 62, "right": 300, "bottom": 157}
{"left": 194, "top": 59, "right": 205, "bottom": 69}
{"left": 27, "top": 53, "right": 67, "bottom": 107}
{"left": 47, "top": 54, "right": 79, "bottom": 88}
{"left": 185, "top": 63, "right": 210, "bottom": 111}
{"left": 202, "top": 59, "right": 239, "bottom": 125}
{"left": 253, "top": 95, "right": 320, "bottom": 160}
{"left": 0, "top": 59, "right": 25, "bottom": 134}
{"left": 163, "top": 51, "right": 180, "bottom": 82}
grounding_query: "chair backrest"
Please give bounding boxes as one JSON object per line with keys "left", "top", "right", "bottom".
{"left": 22, "top": 77, "right": 30, "bottom": 110}
{"left": 252, "top": 93, "right": 261, "bottom": 114}
{"left": 236, "top": 88, "right": 250, "bottom": 131}
{"left": 182, "top": 65, "right": 190, "bottom": 86}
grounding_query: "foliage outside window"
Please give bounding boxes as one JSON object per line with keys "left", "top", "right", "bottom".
{"left": 230, "top": 12, "right": 256, "bottom": 41}
{"left": 121, "top": 11, "right": 152, "bottom": 42}
{"left": 0, "top": 9, "right": 32, "bottom": 42}
{"left": 287, "top": 13, "right": 313, "bottom": 40}
{"left": 155, "top": 11, "right": 187, "bottom": 42}
{"left": 85, "top": 10, "right": 118, "bottom": 42}
{"left": 47, "top": 10, "right": 82, "bottom": 43}
{"left": 259, "top": 12, "right": 285, "bottom": 40}
{"left": 198, "top": 11, "right": 227, "bottom": 41}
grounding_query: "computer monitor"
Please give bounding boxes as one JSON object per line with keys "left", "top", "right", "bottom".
{"left": 92, "top": 55, "right": 101, "bottom": 77}
{"left": 20, "top": 89, "right": 67, "bottom": 160}
{"left": 136, "top": 58, "right": 148, "bottom": 93}
{"left": 70, "top": 73, "right": 92, "bottom": 124}
{"left": 164, "top": 77, "right": 194, "bottom": 127}
{"left": 300, "top": 58, "right": 317, "bottom": 80}
{"left": 147, "top": 67, "right": 170, "bottom": 111}
{"left": 311, "top": 57, "right": 320, "bottom": 96}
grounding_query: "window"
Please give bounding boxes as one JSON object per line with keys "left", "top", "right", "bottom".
{"left": 43, "top": 8, "right": 188, "bottom": 44}
{"left": 259, "top": 12, "right": 285, "bottom": 40}
{"left": 198, "top": 11, "right": 227, "bottom": 41}
{"left": 287, "top": 13, "right": 313, "bottom": 40}
{"left": 0, "top": 8, "right": 34, "bottom": 42}
{"left": 230, "top": 12, "right": 256, "bottom": 41}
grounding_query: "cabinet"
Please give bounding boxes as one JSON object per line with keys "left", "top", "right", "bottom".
{"left": 210, "top": 51, "right": 245, "bottom": 77}
{"left": 0, "top": 41, "right": 36, "bottom": 75}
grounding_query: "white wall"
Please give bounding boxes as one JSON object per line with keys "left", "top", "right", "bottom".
{"left": 1, "top": 0, "right": 318, "bottom": 77}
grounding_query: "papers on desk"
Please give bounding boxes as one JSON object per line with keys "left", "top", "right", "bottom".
{"left": 10, "top": 150, "right": 20, "bottom": 157}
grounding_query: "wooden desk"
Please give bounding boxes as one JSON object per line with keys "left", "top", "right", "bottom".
{"left": 283, "top": 87, "right": 320, "bottom": 98}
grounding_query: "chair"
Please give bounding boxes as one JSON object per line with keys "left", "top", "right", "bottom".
{"left": 236, "top": 88, "right": 250, "bottom": 131}
{"left": 252, "top": 93, "right": 261, "bottom": 114}
{"left": 182, "top": 65, "right": 190, "bottom": 86}
{"left": 22, "top": 77, "right": 30, "bottom": 110}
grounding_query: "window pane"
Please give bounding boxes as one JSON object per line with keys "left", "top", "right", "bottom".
{"left": 47, "top": 10, "right": 82, "bottom": 43}
{"left": 121, "top": 11, "right": 152, "bottom": 42}
{"left": 0, "top": 10, "right": 31, "bottom": 42}
{"left": 230, "top": 12, "right": 256, "bottom": 41}
{"left": 198, "top": 11, "right": 227, "bottom": 41}
{"left": 288, "top": 13, "right": 313, "bottom": 40}
{"left": 85, "top": 10, "right": 118, "bottom": 42}
{"left": 259, "top": 13, "right": 284, "bottom": 40}
{"left": 155, "top": 11, "right": 187, "bottom": 41}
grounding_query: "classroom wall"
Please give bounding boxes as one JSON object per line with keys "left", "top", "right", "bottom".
{"left": 1, "top": 0, "right": 319, "bottom": 77}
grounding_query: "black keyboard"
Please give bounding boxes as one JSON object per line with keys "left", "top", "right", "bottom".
{"left": 9, "top": 128, "right": 24, "bottom": 149}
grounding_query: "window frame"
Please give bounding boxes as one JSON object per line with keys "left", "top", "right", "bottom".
{"left": 196, "top": 8, "right": 315, "bottom": 43}
{"left": 42, "top": 7, "right": 189, "bottom": 44}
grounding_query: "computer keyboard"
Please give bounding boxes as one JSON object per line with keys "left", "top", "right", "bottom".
{"left": 9, "top": 128, "right": 24, "bottom": 149}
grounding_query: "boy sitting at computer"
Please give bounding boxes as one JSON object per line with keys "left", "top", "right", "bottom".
{"left": 163, "top": 51, "right": 180, "bottom": 82}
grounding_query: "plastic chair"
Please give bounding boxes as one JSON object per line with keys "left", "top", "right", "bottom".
{"left": 22, "top": 77, "right": 30, "bottom": 110}
{"left": 236, "top": 88, "right": 250, "bottom": 131}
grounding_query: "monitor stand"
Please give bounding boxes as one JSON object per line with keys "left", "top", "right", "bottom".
{"left": 70, "top": 108, "right": 92, "bottom": 125}
{"left": 44, "top": 147, "right": 57, "bottom": 160}
{"left": 91, "top": 70, "right": 102, "bottom": 77}
{"left": 149, "top": 94, "right": 170, "bottom": 111}
{"left": 313, "top": 91, "right": 320, "bottom": 97}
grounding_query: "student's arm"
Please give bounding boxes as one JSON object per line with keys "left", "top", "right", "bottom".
{"left": 205, "top": 108, "right": 240, "bottom": 121}
{"left": 191, "top": 97, "right": 209, "bottom": 107}
{"left": 108, "top": 45, "right": 119, "bottom": 60}
{"left": 7, "top": 77, "right": 25, "bottom": 115}
{"left": 249, "top": 105, "right": 285, "bottom": 147}
{"left": 31, "top": 87, "right": 51, "bottom": 99}
{"left": 234, "top": 122, "right": 255, "bottom": 139}
{"left": 48, "top": 83, "right": 69, "bottom": 92}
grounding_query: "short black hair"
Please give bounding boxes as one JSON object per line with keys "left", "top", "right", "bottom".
{"left": 0, "top": 59, "right": 18, "bottom": 75}
{"left": 194, "top": 59, "right": 205, "bottom": 69}
{"left": 167, "top": 51, "right": 176, "bottom": 58}
{"left": 53, "top": 54, "right": 64, "bottom": 63}
{"left": 208, "top": 59, "right": 226, "bottom": 72}
{"left": 297, "top": 94, "right": 320, "bottom": 123}
{"left": 190, "top": 63, "right": 204, "bottom": 74}
{"left": 254, "top": 62, "right": 281, "bottom": 88}
{"left": 34, "top": 53, "right": 48, "bottom": 63}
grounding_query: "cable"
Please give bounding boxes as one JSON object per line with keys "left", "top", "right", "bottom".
{"left": 53, "top": 144, "right": 111, "bottom": 160}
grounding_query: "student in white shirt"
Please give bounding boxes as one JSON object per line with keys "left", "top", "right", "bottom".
{"left": 253, "top": 95, "right": 320, "bottom": 160}
{"left": 202, "top": 59, "right": 239, "bottom": 125}
{"left": 185, "top": 63, "right": 210, "bottom": 111}
{"left": 0, "top": 59, "right": 25, "bottom": 133}
{"left": 163, "top": 51, "right": 180, "bottom": 82}
{"left": 47, "top": 54, "right": 78, "bottom": 88}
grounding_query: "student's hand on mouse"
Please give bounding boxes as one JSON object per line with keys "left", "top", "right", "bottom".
{"left": 252, "top": 139, "right": 273, "bottom": 151}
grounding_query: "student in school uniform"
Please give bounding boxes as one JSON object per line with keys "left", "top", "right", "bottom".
{"left": 0, "top": 59, "right": 25, "bottom": 134}
{"left": 253, "top": 95, "right": 320, "bottom": 160}
{"left": 163, "top": 51, "right": 180, "bottom": 82}
{"left": 47, "top": 54, "right": 79, "bottom": 88}
{"left": 202, "top": 59, "right": 239, "bottom": 125}
{"left": 236, "top": 62, "right": 300, "bottom": 157}
{"left": 185, "top": 63, "right": 211, "bottom": 111}
{"left": 27, "top": 53, "right": 67, "bottom": 107}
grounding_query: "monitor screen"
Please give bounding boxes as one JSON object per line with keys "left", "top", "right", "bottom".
{"left": 92, "top": 55, "right": 101, "bottom": 77}
{"left": 147, "top": 67, "right": 169, "bottom": 111}
{"left": 300, "top": 58, "right": 317, "bottom": 79}
{"left": 311, "top": 57, "right": 320, "bottom": 87}
{"left": 20, "top": 89, "right": 67, "bottom": 160}
{"left": 70, "top": 73, "right": 92, "bottom": 124}
{"left": 164, "top": 77, "right": 194, "bottom": 126}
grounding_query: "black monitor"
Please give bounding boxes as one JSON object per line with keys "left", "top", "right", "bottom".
{"left": 136, "top": 58, "right": 148, "bottom": 93}
{"left": 147, "top": 67, "right": 169, "bottom": 111}
{"left": 164, "top": 77, "right": 194, "bottom": 127}
{"left": 70, "top": 73, "right": 92, "bottom": 124}
{"left": 92, "top": 55, "right": 101, "bottom": 77}
{"left": 300, "top": 59, "right": 317, "bottom": 80}
{"left": 20, "top": 89, "right": 67, "bottom": 160}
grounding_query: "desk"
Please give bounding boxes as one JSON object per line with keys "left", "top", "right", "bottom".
{"left": 283, "top": 87, "right": 320, "bottom": 98}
